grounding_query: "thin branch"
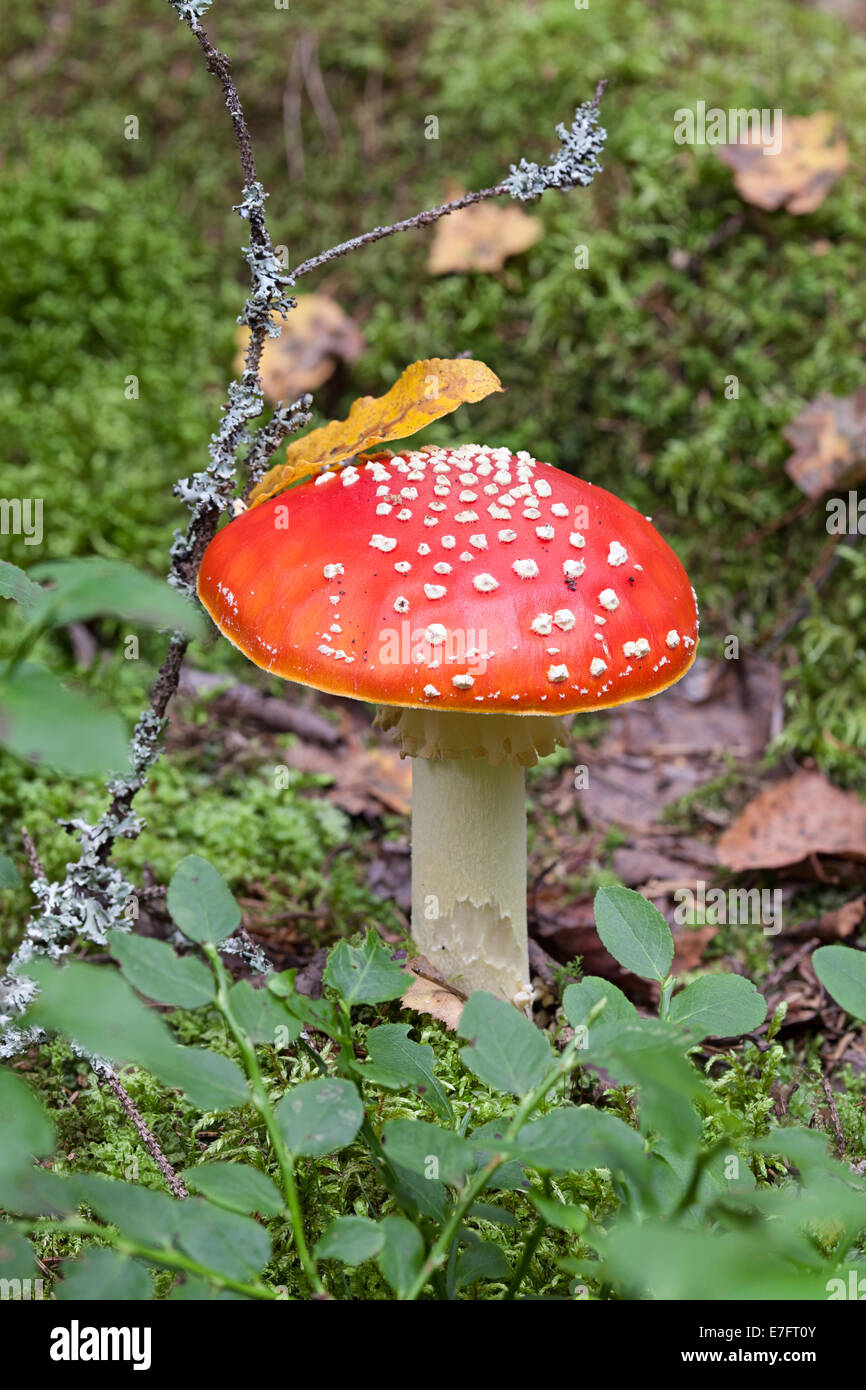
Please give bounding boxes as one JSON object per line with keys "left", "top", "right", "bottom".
{"left": 290, "top": 183, "right": 507, "bottom": 280}
{"left": 819, "top": 1071, "right": 846, "bottom": 1160}
{"left": 292, "top": 78, "right": 608, "bottom": 280}
{"left": 99, "top": 1068, "right": 189, "bottom": 1200}
{"left": 20, "top": 826, "right": 45, "bottom": 882}
{"left": 242, "top": 394, "right": 313, "bottom": 501}
{"left": 13, "top": 828, "right": 187, "bottom": 1196}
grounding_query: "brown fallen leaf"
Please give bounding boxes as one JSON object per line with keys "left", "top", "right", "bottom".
{"left": 577, "top": 657, "right": 783, "bottom": 831}
{"left": 804, "top": 0, "right": 866, "bottom": 32}
{"left": 783, "top": 388, "right": 866, "bottom": 498}
{"left": 427, "top": 186, "right": 542, "bottom": 274}
{"left": 284, "top": 734, "right": 411, "bottom": 818}
{"left": 673, "top": 925, "right": 719, "bottom": 972}
{"left": 400, "top": 957, "right": 466, "bottom": 1030}
{"left": 818, "top": 895, "right": 865, "bottom": 941}
{"left": 249, "top": 357, "right": 504, "bottom": 504}
{"left": 717, "top": 770, "right": 866, "bottom": 872}
{"left": 234, "top": 295, "right": 363, "bottom": 405}
{"left": 715, "top": 111, "right": 848, "bottom": 214}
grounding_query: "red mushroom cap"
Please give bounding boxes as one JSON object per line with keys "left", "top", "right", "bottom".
{"left": 197, "top": 444, "right": 699, "bottom": 714}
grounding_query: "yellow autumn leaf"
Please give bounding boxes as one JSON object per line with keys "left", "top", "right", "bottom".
{"left": 715, "top": 111, "right": 848, "bottom": 215}
{"left": 234, "top": 295, "right": 364, "bottom": 405}
{"left": 427, "top": 185, "right": 542, "bottom": 274}
{"left": 249, "top": 357, "right": 504, "bottom": 505}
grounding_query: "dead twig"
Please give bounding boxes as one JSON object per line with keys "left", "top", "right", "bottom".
{"left": 20, "top": 826, "right": 46, "bottom": 882}
{"left": 291, "top": 78, "right": 608, "bottom": 280}
{"left": 100, "top": 1069, "right": 189, "bottom": 1200}
{"left": 18, "top": 827, "right": 187, "bottom": 1194}
{"left": 820, "top": 1071, "right": 846, "bottom": 1159}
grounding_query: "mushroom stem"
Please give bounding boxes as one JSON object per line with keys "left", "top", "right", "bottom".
{"left": 410, "top": 754, "right": 531, "bottom": 1008}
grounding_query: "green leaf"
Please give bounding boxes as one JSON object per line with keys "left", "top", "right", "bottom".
{"left": 650, "top": 1140, "right": 756, "bottom": 1214}
{"left": 388, "top": 1160, "right": 451, "bottom": 1223}
{"left": 0, "top": 663, "right": 129, "bottom": 776}
{"left": 56, "top": 1248, "right": 152, "bottom": 1301}
{"left": 377, "top": 1214, "right": 424, "bottom": 1298}
{"left": 381, "top": 1118, "right": 473, "bottom": 1188}
{"left": 455, "top": 1240, "right": 510, "bottom": 1289}
{"left": 107, "top": 931, "right": 215, "bottom": 1009}
{"left": 275, "top": 1077, "right": 363, "bottom": 1159}
{"left": 172, "top": 1199, "right": 272, "bottom": 1284}
{"left": 0, "top": 559, "right": 43, "bottom": 614}
{"left": 0, "top": 1067, "right": 55, "bottom": 1175}
{"left": 323, "top": 929, "right": 411, "bottom": 1006}
{"left": 228, "top": 979, "right": 301, "bottom": 1047}
{"left": 0, "top": 851, "right": 22, "bottom": 890}
{"left": 22, "top": 960, "right": 246, "bottom": 1110}
{"left": 669, "top": 972, "right": 767, "bottom": 1038}
{"left": 69, "top": 1174, "right": 272, "bottom": 1283}
{"left": 505, "top": 1106, "right": 647, "bottom": 1185}
{"left": 155, "top": 1047, "right": 250, "bottom": 1112}
{"left": 0, "top": 1167, "right": 74, "bottom": 1219}
{"left": 457, "top": 991, "right": 553, "bottom": 1097}
{"left": 278, "top": 988, "right": 343, "bottom": 1039}
{"left": 68, "top": 1174, "right": 181, "bottom": 1250}
{"left": 315, "top": 1216, "right": 385, "bottom": 1266}
{"left": 22, "top": 958, "right": 179, "bottom": 1066}
{"left": 562, "top": 975, "right": 638, "bottom": 1043}
{"left": 467, "top": 1118, "right": 529, "bottom": 1192}
{"left": 813, "top": 944, "right": 866, "bottom": 1023}
{"left": 362, "top": 1023, "right": 452, "bottom": 1122}
{"left": 593, "top": 1217, "right": 832, "bottom": 1301}
{"left": 29, "top": 558, "right": 205, "bottom": 637}
{"left": 593, "top": 885, "right": 673, "bottom": 982}
{"left": 467, "top": 1201, "right": 522, "bottom": 1229}
{"left": 588, "top": 1021, "right": 705, "bottom": 1151}
{"left": 529, "top": 1193, "right": 588, "bottom": 1234}
{"left": 166, "top": 855, "right": 241, "bottom": 946}
{"left": 182, "top": 1163, "right": 283, "bottom": 1218}
{"left": 0, "top": 1228, "right": 38, "bottom": 1282}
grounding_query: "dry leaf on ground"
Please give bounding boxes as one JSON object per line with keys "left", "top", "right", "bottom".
{"left": 715, "top": 111, "right": 848, "bottom": 213}
{"left": 575, "top": 657, "right": 782, "bottom": 830}
{"left": 804, "top": 0, "right": 866, "bottom": 32}
{"left": 717, "top": 770, "right": 866, "bottom": 871}
{"left": 783, "top": 388, "right": 866, "bottom": 498}
{"left": 427, "top": 186, "right": 542, "bottom": 274}
{"left": 234, "top": 295, "right": 363, "bottom": 404}
{"left": 400, "top": 957, "right": 465, "bottom": 1030}
{"left": 672, "top": 925, "right": 719, "bottom": 972}
{"left": 284, "top": 734, "right": 411, "bottom": 818}
{"left": 249, "top": 357, "right": 504, "bottom": 503}
{"left": 818, "top": 896, "right": 865, "bottom": 940}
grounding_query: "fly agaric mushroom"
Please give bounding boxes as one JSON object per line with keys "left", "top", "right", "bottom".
{"left": 198, "top": 444, "right": 698, "bottom": 1008}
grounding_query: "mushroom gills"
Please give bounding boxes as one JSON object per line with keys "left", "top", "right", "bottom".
{"left": 410, "top": 754, "right": 531, "bottom": 1008}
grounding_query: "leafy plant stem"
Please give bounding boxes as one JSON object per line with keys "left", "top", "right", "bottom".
{"left": 203, "top": 943, "right": 324, "bottom": 1296}
{"left": 15, "top": 1218, "right": 279, "bottom": 1300}
{"left": 402, "top": 1034, "right": 585, "bottom": 1300}
{"left": 505, "top": 1178, "right": 552, "bottom": 1299}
